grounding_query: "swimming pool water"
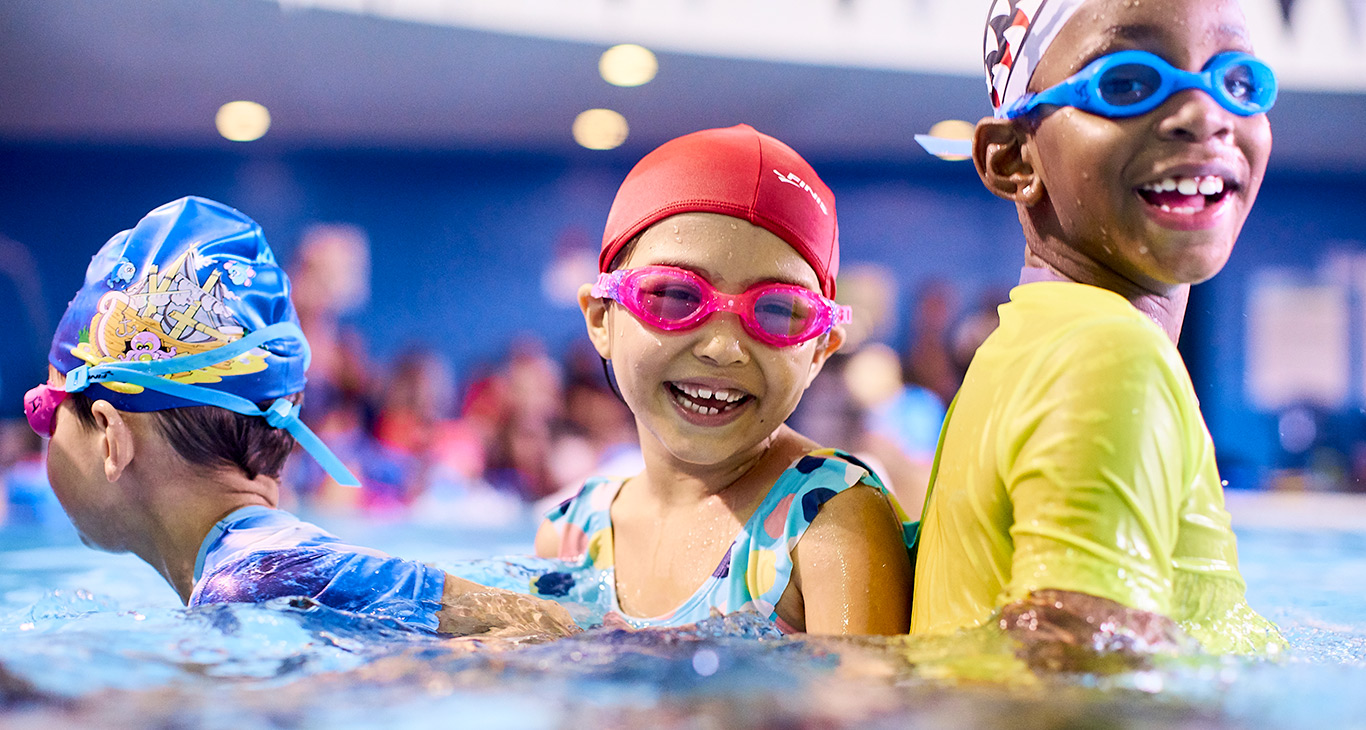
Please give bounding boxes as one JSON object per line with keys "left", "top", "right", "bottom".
{"left": 1, "top": 496, "right": 1364, "bottom": 729}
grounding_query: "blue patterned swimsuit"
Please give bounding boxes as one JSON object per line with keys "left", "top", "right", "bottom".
{"left": 543, "top": 449, "right": 914, "bottom": 632}
{"left": 189, "top": 506, "right": 446, "bottom": 632}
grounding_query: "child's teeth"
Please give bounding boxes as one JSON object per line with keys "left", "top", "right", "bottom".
{"left": 1144, "top": 176, "right": 1225, "bottom": 195}
{"left": 678, "top": 383, "right": 745, "bottom": 401}
{"left": 673, "top": 383, "right": 748, "bottom": 414}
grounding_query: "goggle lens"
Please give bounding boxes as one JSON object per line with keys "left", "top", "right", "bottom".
{"left": 754, "top": 290, "right": 818, "bottom": 339}
{"left": 634, "top": 271, "right": 705, "bottom": 323}
{"left": 1097, "top": 62, "right": 1163, "bottom": 106}
{"left": 1216, "top": 57, "right": 1275, "bottom": 111}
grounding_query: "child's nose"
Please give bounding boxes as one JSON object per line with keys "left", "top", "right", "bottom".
{"left": 1155, "top": 89, "right": 1237, "bottom": 144}
{"left": 693, "top": 313, "right": 751, "bottom": 367}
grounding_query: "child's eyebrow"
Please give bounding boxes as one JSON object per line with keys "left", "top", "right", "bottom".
{"left": 650, "top": 260, "right": 814, "bottom": 290}
{"left": 1078, "top": 22, "right": 1253, "bottom": 67}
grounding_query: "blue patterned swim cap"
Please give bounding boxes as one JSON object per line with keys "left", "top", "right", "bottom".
{"left": 50, "top": 196, "right": 305, "bottom": 410}
{"left": 47, "top": 196, "right": 357, "bottom": 486}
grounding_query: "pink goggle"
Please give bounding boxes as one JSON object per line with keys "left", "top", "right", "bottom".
{"left": 24, "top": 384, "right": 68, "bottom": 438}
{"left": 592, "top": 265, "right": 852, "bottom": 348}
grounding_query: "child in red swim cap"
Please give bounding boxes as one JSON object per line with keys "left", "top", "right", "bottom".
{"left": 534, "top": 125, "right": 915, "bottom": 635}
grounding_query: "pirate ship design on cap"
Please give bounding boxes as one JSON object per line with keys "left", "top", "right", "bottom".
{"left": 69, "top": 247, "right": 268, "bottom": 394}
{"left": 50, "top": 196, "right": 310, "bottom": 413}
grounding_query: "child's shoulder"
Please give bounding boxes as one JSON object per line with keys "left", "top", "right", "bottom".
{"left": 761, "top": 448, "right": 893, "bottom": 525}
{"left": 784, "top": 448, "right": 884, "bottom": 490}
{"left": 543, "top": 474, "right": 626, "bottom": 524}
{"left": 771, "top": 447, "right": 914, "bottom": 542}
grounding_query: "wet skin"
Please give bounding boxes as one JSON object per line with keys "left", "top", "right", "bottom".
{"left": 975, "top": 0, "right": 1272, "bottom": 339}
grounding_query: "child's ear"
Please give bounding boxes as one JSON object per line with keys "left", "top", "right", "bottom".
{"left": 974, "top": 116, "right": 1045, "bottom": 207}
{"left": 90, "top": 400, "right": 135, "bottom": 483}
{"left": 578, "top": 283, "right": 613, "bottom": 359}
{"left": 802, "top": 325, "right": 846, "bottom": 389}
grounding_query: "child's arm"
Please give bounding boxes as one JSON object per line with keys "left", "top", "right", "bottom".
{"left": 437, "top": 573, "right": 579, "bottom": 637}
{"left": 786, "top": 484, "right": 912, "bottom": 635}
{"left": 197, "top": 547, "right": 577, "bottom": 637}
{"left": 998, "top": 589, "right": 1194, "bottom": 672}
{"left": 997, "top": 319, "right": 1281, "bottom": 661}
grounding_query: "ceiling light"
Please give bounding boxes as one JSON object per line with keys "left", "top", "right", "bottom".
{"left": 599, "top": 44, "right": 658, "bottom": 87}
{"left": 572, "top": 109, "right": 629, "bottom": 150}
{"left": 216, "top": 101, "right": 271, "bottom": 142}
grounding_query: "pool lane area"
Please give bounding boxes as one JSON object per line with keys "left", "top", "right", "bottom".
{"left": 1, "top": 494, "right": 1364, "bottom": 729}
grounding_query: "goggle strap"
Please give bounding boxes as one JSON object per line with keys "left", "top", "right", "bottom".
{"left": 77, "top": 322, "right": 312, "bottom": 379}
{"left": 268, "top": 404, "right": 363, "bottom": 488}
{"left": 830, "top": 303, "right": 854, "bottom": 327}
{"left": 64, "top": 363, "right": 360, "bottom": 488}
{"left": 590, "top": 272, "right": 619, "bottom": 300}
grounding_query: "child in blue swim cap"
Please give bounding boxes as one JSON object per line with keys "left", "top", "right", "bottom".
{"left": 26, "top": 196, "right": 577, "bottom": 637}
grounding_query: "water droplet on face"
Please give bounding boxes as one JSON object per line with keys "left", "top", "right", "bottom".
{"left": 1139, "top": 246, "right": 1150, "bottom": 255}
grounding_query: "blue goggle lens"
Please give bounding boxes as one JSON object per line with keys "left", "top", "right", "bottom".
{"left": 1097, "top": 62, "right": 1164, "bottom": 106}
{"left": 1212, "top": 55, "right": 1277, "bottom": 111}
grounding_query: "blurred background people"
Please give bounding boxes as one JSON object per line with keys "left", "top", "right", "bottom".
{"left": 1, "top": 0, "right": 1364, "bottom": 534}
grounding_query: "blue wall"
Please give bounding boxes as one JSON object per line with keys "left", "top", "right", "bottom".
{"left": 2, "top": 142, "right": 1362, "bottom": 483}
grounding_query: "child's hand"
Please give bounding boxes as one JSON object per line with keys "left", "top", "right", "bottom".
{"left": 998, "top": 589, "right": 1199, "bottom": 673}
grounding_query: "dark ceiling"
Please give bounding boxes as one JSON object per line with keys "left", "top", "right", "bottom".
{"left": 3, "top": 0, "right": 1365, "bottom": 172}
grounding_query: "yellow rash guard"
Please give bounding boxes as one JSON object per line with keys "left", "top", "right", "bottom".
{"left": 910, "top": 281, "right": 1282, "bottom": 654}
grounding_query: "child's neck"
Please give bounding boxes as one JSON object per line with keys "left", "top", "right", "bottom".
{"left": 632, "top": 425, "right": 811, "bottom": 508}
{"left": 127, "top": 469, "right": 279, "bottom": 604}
{"left": 1023, "top": 246, "right": 1190, "bottom": 343}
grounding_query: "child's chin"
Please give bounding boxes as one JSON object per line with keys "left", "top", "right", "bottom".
{"left": 663, "top": 434, "right": 756, "bottom": 467}
{"left": 1151, "top": 243, "right": 1235, "bottom": 287}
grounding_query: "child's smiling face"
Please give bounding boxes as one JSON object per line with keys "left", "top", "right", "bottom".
{"left": 1023, "top": 0, "right": 1272, "bottom": 292}
{"left": 588, "top": 212, "right": 842, "bottom": 467}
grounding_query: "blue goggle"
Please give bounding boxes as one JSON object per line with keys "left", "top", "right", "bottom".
{"left": 1001, "top": 50, "right": 1278, "bottom": 120}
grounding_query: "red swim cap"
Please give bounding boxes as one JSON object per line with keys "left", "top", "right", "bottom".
{"left": 600, "top": 124, "right": 840, "bottom": 297}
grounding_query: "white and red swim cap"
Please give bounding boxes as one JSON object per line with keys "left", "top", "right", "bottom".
{"left": 984, "top": 0, "right": 1087, "bottom": 118}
